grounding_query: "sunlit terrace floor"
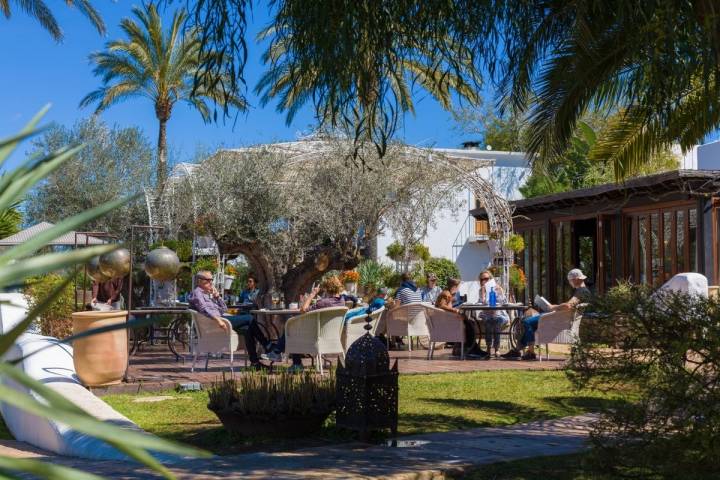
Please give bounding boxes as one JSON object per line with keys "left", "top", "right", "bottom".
{"left": 91, "top": 345, "right": 565, "bottom": 395}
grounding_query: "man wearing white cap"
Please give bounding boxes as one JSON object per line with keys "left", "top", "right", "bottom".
{"left": 501, "top": 268, "right": 591, "bottom": 360}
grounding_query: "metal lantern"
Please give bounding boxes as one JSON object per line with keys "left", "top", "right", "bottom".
{"left": 98, "top": 248, "right": 131, "bottom": 279}
{"left": 87, "top": 256, "right": 111, "bottom": 283}
{"left": 336, "top": 314, "right": 399, "bottom": 439}
{"left": 144, "top": 246, "right": 180, "bottom": 281}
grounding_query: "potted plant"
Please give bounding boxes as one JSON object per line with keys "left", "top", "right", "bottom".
{"left": 505, "top": 233, "right": 525, "bottom": 253}
{"left": 207, "top": 371, "right": 336, "bottom": 437}
{"left": 340, "top": 270, "right": 359, "bottom": 294}
{"left": 224, "top": 264, "right": 238, "bottom": 290}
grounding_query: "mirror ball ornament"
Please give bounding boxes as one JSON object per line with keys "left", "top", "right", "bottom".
{"left": 87, "top": 256, "right": 111, "bottom": 283}
{"left": 98, "top": 248, "right": 131, "bottom": 279}
{"left": 144, "top": 246, "right": 180, "bottom": 281}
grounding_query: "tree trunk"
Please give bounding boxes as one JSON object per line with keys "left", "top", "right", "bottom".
{"left": 156, "top": 117, "right": 168, "bottom": 188}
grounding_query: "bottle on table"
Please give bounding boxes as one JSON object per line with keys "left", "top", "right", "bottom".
{"left": 489, "top": 287, "right": 497, "bottom": 307}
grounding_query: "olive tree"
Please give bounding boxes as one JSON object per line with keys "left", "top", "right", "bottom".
{"left": 173, "top": 139, "right": 465, "bottom": 302}
{"left": 25, "top": 118, "right": 155, "bottom": 238}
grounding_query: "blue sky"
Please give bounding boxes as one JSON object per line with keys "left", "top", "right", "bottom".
{"left": 1, "top": 2, "right": 478, "bottom": 170}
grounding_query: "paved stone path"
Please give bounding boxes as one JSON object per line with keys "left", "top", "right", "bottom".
{"left": 93, "top": 346, "right": 564, "bottom": 395}
{"left": 0, "top": 414, "right": 596, "bottom": 479}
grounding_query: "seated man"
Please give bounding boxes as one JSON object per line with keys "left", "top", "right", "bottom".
{"left": 435, "top": 278, "right": 487, "bottom": 358}
{"left": 249, "top": 276, "right": 346, "bottom": 372}
{"left": 188, "top": 271, "right": 245, "bottom": 333}
{"left": 502, "top": 268, "right": 591, "bottom": 361}
{"left": 345, "top": 287, "right": 387, "bottom": 321}
{"left": 477, "top": 270, "right": 509, "bottom": 357}
{"left": 395, "top": 272, "right": 423, "bottom": 304}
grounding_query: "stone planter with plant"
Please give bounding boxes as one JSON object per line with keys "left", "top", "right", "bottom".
{"left": 208, "top": 371, "right": 336, "bottom": 437}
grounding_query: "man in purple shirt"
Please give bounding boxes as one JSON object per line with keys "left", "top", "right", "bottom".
{"left": 188, "top": 271, "right": 246, "bottom": 333}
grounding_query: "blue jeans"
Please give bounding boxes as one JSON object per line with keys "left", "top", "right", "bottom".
{"left": 223, "top": 313, "right": 252, "bottom": 331}
{"left": 520, "top": 314, "right": 541, "bottom": 348}
{"left": 483, "top": 316, "right": 508, "bottom": 351}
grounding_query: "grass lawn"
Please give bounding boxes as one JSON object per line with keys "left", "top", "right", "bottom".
{"left": 97, "top": 370, "right": 625, "bottom": 455}
{"left": 458, "top": 452, "right": 715, "bottom": 480}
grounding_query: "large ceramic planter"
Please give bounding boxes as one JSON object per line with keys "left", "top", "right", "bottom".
{"left": 71, "top": 310, "right": 128, "bottom": 386}
{"left": 223, "top": 275, "right": 235, "bottom": 290}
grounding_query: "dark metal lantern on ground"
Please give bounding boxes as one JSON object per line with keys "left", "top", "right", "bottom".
{"left": 336, "top": 314, "right": 398, "bottom": 439}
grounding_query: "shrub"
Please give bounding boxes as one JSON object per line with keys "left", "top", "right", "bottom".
{"left": 208, "top": 371, "right": 336, "bottom": 419}
{"left": 566, "top": 284, "right": 720, "bottom": 475}
{"left": 385, "top": 241, "right": 430, "bottom": 263}
{"left": 24, "top": 273, "right": 75, "bottom": 338}
{"left": 191, "top": 256, "right": 218, "bottom": 274}
{"left": 357, "top": 260, "right": 394, "bottom": 291}
{"left": 505, "top": 233, "right": 525, "bottom": 253}
{"left": 340, "top": 270, "right": 359, "bottom": 283}
{"left": 424, "top": 257, "right": 460, "bottom": 289}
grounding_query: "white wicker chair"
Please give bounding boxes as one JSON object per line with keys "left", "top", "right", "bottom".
{"left": 189, "top": 310, "right": 239, "bottom": 372}
{"left": 385, "top": 303, "right": 430, "bottom": 351}
{"left": 534, "top": 308, "right": 582, "bottom": 361}
{"left": 424, "top": 305, "right": 466, "bottom": 360}
{"left": 342, "top": 307, "right": 384, "bottom": 352}
{"left": 284, "top": 306, "right": 348, "bottom": 374}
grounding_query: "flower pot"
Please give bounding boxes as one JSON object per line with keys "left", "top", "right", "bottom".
{"left": 209, "top": 408, "right": 332, "bottom": 437}
{"left": 344, "top": 282, "right": 357, "bottom": 295}
{"left": 223, "top": 275, "right": 235, "bottom": 290}
{"left": 71, "top": 310, "right": 128, "bottom": 386}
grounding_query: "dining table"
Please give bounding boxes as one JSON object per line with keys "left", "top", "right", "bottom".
{"left": 249, "top": 308, "right": 302, "bottom": 341}
{"left": 458, "top": 303, "right": 529, "bottom": 351}
{"left": 128, "top": 306, "right": 191, "bottom": 359}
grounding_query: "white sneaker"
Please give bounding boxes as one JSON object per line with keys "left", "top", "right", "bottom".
{"left": 261, "top": 351, "right": 283, "bottom": 362}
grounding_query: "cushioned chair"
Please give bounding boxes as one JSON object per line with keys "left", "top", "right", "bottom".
{"left": 534, "top": 308, "right": 583, "bottom": 361}
{"left": 385, "top": 303, "right": 430, "bottom": 351}
{"left": 284, "top": 306, "right": 348, "bottom": 374}
{"left": 189, "top": 309, "right": 239, "bottom": 372}
{"left": 342, "top": 307, "right": 384, "bottom": 352}
{"left": 424, "top": 305, "right": 466, "bottom": 360}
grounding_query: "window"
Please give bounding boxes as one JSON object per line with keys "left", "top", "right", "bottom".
{"left": 625, "top": 204, "right": 698, "bottom": 284}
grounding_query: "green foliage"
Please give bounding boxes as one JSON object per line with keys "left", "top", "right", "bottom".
{"left": 23, "top": 274, "right": 74, "bottom": 338}
{"left": 567, "top": 284, "right": 720, "bottom": 475}
{"left": 386, "top": 241, "right": 430, "bottom": 263}
{"left": 207, "top": 371, "right": 336, "bottom": 419}
{"left": 356, "top": 260, "right": 394, "bottom": 290}
{"left": 191, "top": 257, "right": 218, "bottom": 275}
{"left": 508, "top": 264, "right": 526, "bottom": 293}
{"left": 453, "top": 99, "right": 525, "bottom": 151}
{"left": 0, "top": 206, "right": 21, "bottom": 239}
{"left": 519, "top": 113, "right": 679, "bottom": 198}
{"left": 150, "top": 240, "right": 193, "bottom": 263}
{"left": 505, "top": 234, "right": 525, "bottom": 253}
{"left": 25, "top": 117, "right": 154, "bottom": 238}
{"left": 1, "top": 0, "right": 105, "bottom": 41}
{"left": 424, "top": 257, "right": 460, "bottom": 289}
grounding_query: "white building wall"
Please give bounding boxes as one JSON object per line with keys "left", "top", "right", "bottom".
{"left": 376, "top": 149, "right": 530, "bottom": 278}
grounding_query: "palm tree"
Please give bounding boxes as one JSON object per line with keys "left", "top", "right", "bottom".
{"left": 0, "top": 0, "right": 104, "bottom": 40}
{"left": 496, "top": 0, "right": 720, "bottom": 179}
{"left": 81, "top": 3, "right": 246, "bottom": 185}
{"left": 256, "top": 23, "right": 480, "bottom": 159}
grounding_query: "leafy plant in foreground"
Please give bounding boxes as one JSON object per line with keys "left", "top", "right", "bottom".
{"left": 0, "top": 108, "right": 208, "bottom": 479}
{"left": 567, "top": 284, "right": 720, "bottom": 476}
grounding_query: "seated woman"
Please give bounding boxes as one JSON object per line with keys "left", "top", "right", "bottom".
{"left": 502, "top": 268, "right": 591, "bottom": 361}
{"left": 477, "top": 270, "right": 509, "bottom": 357}
{"left": 257, "top": 276, "right": 346, "bottom": 372}
{"left": 435, "top": 278, "right": 487, "bottom": 358}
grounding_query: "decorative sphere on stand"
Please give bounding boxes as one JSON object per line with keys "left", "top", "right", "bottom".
{"left": 144, "top": 246, "right": 180, "bottom": 281}
{"left": 98, "top": 248, "right": 131, "bottom": 279}
{"left": 87, "top": 256, "right": 111, "bottom": 283}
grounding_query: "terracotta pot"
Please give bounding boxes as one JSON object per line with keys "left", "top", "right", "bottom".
{"left": 71, "top": 310, "right": 128, "bottom": 386}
